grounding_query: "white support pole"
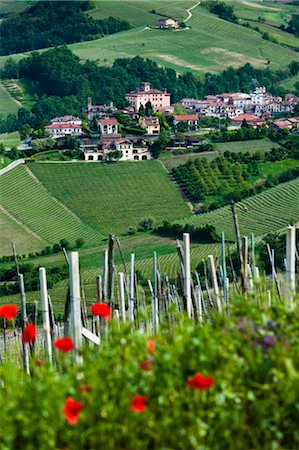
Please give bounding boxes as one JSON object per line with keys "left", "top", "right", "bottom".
{"left": 286, "top": 225, "right": 296, "bottom": 293}
{"left": 208, "top": 255, "right": 222, "bottom": 313}
{"left": 102, "top": 250, "right": 108, "bottom": 300}
{"left": 195, "top": 286, "right": 202, "bottom": 325}
{"left": 129, "top": 253, "right": 135, "bottom": 324}
{"left": 118, "top": 272, "right": 126, "bottom": 323}
{"left": 183, "top": 233, "right": 192, "bottom": 318}
{"left": 153, "top": 252, "right": 159, "bottom": 331}
{"left": 19, "top": 273, "right": 30, "bottom": 375}
{"left": 39, "top": 267, "right": 52, "bottom": 364}
{"left": 69, "top": 252, "right": 82, "bottom": 362}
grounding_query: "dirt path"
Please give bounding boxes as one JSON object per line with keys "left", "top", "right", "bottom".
{"left": 184, "top": 1, "right": 201, "bottom": 22}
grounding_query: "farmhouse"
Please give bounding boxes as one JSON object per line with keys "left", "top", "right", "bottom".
{"left": 99, "top": 118, "right": 119, "bottom": 135}
{"left": 230, "top": 114, "right": 266, "bottom": 128}
{"left": 155, "top": 17, "right": 181, "bottom": 29}
{"left": 50, "top": 116, "right": 82, "bottom": 125}
{"left": 173, "top": 114, "right": 199, "bottom": 129}
{"left": 83, "top": 97, "right": 117, "bottom": 120}
{"left": 138, "top": 116, "right": 160, "bottom": 135}
{"left": 125, "top": 82, "right": 171, "bottom": 112}
{"left": 84, "top": 138, "right": 151, "bottom": 162}
{"left": 45, "top": 123, "right": 83, "bottom": 139}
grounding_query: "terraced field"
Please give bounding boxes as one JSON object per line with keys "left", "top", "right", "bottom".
{"left": 180, "top": 178, "right": 299, "bottom": 240}
{"left": 0, "top": 82, "right": 20, "bottom": 116}
{"left": 29, "top": 161, "right": 190, "bottom": 236}
{"left": 0, "top": 165, "right": 102, "bottom": 254}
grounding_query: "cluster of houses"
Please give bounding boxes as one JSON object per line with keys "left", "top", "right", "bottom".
{"left": 43, "top": 82, "right": 298, "bottom": 162}
{"left": 180, "top": 87, "right": 298, "bottom": 121}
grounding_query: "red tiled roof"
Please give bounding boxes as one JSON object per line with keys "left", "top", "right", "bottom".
{"left": 173, "top": 115, "right": 198, "bottom": 121}
{"left": 126, "top": 89, "right": 170, "bottom": 96}
{"left": 45, "top": 124, "right": 82, "bottom": 129}
{"left": 99, "top": 119, "right": 118, "bottom": 125}
{"left": 231, "top": 114, "right": 264, "bottom": 123}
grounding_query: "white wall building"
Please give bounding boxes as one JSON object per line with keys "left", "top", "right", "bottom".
{"left": 45, "top": 123, "right": 83, "bottom": 138}
{"left": 84, "top": 139, "right": 152, "bottom": 162}
{"left": 125, "top": 82, "right": 171, "bottom": 112}
{"left": 99, "top": 118, "right": 118, "bottom": 135}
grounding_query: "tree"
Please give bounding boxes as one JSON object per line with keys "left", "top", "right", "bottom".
{"left": 137, "top": 217, "right": 155, "bottom": 231}
{"left": 145, "top": 101, "right": 154, "bottom": 116}
{"left": 106, "top": 150, "right": 123, "bottom": 162}
{"left": 9, "top": 146, "right": 18, "bottom": 160}
{"left": 0, "top": 143, "right": 5, "bottom": 155}
{"left": 19, "top": 124, "right": 32, "bottom": 140}
{"left": 60, "top": 239, "right": 71, "bottom": 250}
{"left": 75, "top": 238, "right": 85, "bottom": 248}
{"left": 53, "top": 244, "right": 61, "bottom": 253}
{"left": 1, "top": 58, "right": 19, "bottom": 78}
{"left": 138, "top": 105, "right": 145, "bottom": 117}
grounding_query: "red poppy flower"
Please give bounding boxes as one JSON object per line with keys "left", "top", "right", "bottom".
{"left": 91, "top": 303, "right": 111, "bottom": 319}
{"left": 22, "top": 323, "right": 37, "bottom": 344}
{"left": 139, "top": 360, "right": 153, "bottom": 372}
{"left": 129, "top": 395, "right": 147, "bottom": 413}
{"left": 79, "top": 384, "right": 91, "bottom": 393}
{"left": 64, "top": 397, "right": 83, "bottom": 426}
{"left": 147, "top": 339, "right": 155, "bottom": 353}
{"left": 0, "top": 304, "right": 18, "bottom": 320}
{"left": 187, "top": 373, "right": 214, "bottom": 390}
{"left": 35, "top": 358, "right": 43, "bottom": 367}
{"left": 54, "top": 337, "right": 74, "bottom": 352}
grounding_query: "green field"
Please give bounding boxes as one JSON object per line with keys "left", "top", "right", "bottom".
{"left": 0, "top": 82, "right": 20, "bottom": 116}
{"left": 179, "top": 178, "right": 299, "bottom": 240}
{"left": 0, "top": 131, "right": 21, "bottom": 148}
{"left": 279, "top": 74, "right": 299, "bottom": 92}
{"left": 0, "top": 2, "right": 298, "bottom": 75}
{"left": 28, "top": 161, "right": 190, "bottom": 234}
{"left": 216, "top": 138, "right": 281, "bottom": 154}
{"left": 0, "top": 161, "right": 190, "bottom": 255}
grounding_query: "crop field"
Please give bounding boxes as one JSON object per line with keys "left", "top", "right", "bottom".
{"left": 29, "top": 161, "right": 190, "bottom": 236}
{"left": 279, "top": 74, "right": 299, "bottom": 91}
{"left": 0, "top": 165, "right": 102, "bottom": 255}
{"left": 215, "top": 138, "right": 281, "bottom": 154}
{"left": 0, "top": 3, "right": 298, "bottom": 75}
{"left": 180, "top": 178, "right": 299, "bottom": 241}
{"left": 0, "top": 82, "right": 20, "bottom": 116}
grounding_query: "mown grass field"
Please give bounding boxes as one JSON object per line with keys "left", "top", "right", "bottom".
{"left": 215, "top": 138, "right": 281, "bottom": 154}
{"left": 179, "top": 178, "right": 299, "bottom": 241}
{"left": 28, "top": 161, "right": 190, "bottom": 236}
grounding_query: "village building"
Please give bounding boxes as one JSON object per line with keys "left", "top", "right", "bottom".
{"left": 45, "top": 123, "right": 83, "bottom": 139}
{"left": 230, "top": 114, "right": 266, "bottom": 128}
{"left": 125, "top": 82, "right": 171, "bottom": 112}
{"left": 83, "top": 138, "right": 151, "bottom": 162}
{"left": 138, "top": 116, "right": 160, "bottom": 135}
{"left": 155, "top": 17, "right": 181, "bottom": 29}
{"left": 99, "top": 118, "right": 119, "bottom": 135}
{"left": 50, "top": 115, "right": 82, "bottom": 125}
{"left": 83, "top": 97, "right": 117, "bottom": 120}
{"left": 173, "top": 114, "right": 199, "bottom": 129}
{"left": 271, "top": 117, "right": 299, "bottom": 132}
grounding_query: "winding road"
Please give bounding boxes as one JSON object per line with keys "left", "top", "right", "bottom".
{"left": 184, "top": 1, "right": 201, "bottom": 23}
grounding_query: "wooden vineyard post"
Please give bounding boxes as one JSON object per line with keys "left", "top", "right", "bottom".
{"left": 19, "top": 273, "right": 30, "bottom": 375}
{"left": 69, "top": 252, "right": 82, "bottom": 363}
{"left": 118, "top": 272, "right": 126, "bottom": 323}
{"left": 183, "top": 233, "right": 192, "bottom": 318}
{"left": 39, "top": 268, "right": 52, "bottom": 364}
{"left": 102, "top": 250, "right": 108, "bottom": 301}
{"left": 242, "top": 236, "right": 248, "bottom": 292}
{"left": 250, "top": 233, "right": 255, "bottom": 281}
{"left": 129, "top": 253, "right": 135, "bottom": 324}
{"left": 208, "top": 255, "right": 222, "bottom": 313}
{"left": 221, "top": 232, "right": 227, "bottom": 304}
{"left": 286, "top": 225, "right": 296, "bottom": 293}
{"left": 153, "top": 252, "right": 159, "bottom": 331}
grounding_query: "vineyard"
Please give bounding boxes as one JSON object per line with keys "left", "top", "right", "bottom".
{"left": 180, "top": 178, "right": 299, "bottom": 240}
{"left": 28, "top": 161, "right": 190, "bottom": 236}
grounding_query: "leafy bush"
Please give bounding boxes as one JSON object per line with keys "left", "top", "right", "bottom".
{"left": 0, "top": 301, "right": 298, "bottom": 449}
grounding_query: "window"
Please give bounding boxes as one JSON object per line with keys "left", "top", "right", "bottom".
{"left": 88, "top": 155, "right": 93, "bottom": 161}
{"left": 134, "top": 155, "right": 139, "bottom": 160}
{"left": 133, "top": 150, "right": 138, "bottom": 154}
{"left": 142, "top": 155, "right": 147, "bottom": 160}
{"left": 97, "top": 155, "right": 103, "bottom": 161}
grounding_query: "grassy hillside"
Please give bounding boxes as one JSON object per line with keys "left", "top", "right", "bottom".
{"left": 0, "top": 3, "right": 297, "bottom": 75}
{"left": 215, "top": 138, "right": 281, "bottom": 154}
{"left": 179, "top": 178, "right": 299, "bottom": 240}
{"left": 0, "top": 165, "right": 102, "bottom": 255}
{"left": 29, "top": 161, "right": 190, "bottom": 235}
{"left": 0, "top": 82, "right": 20, "bottom": 116}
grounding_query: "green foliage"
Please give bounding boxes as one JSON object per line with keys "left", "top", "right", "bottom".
{"left": 156, "top": 221, "right": 219, "bottom": 243}
{"left": 0, "top": 301, "right": 298, "bottom": 449}
{"left": 0, "top": 1, "right": 131, "bottom": 55}
{"left": 106, "top": 150, "right": 123, "bottom": 162}
{"left": 137, "top": 217, "right": 155, "bottom": 231}
{"left": 287, "top": 14, "right": 299, "bottom": 37}
{"left": 203, "top": 1, "right": 237, "bottom": 23}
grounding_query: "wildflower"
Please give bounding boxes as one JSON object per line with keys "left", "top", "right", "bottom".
{"left": 35, "top": 358, "right": 43, "bottom": 367}
{"left": 0, "top": 304, "right": 18, "bottom": 320}
{"left": 54, "top": 337, "right": 74, "bottom": 352}
{"left": 22, "top": 323, "right": 37, "bottom": 344}
{"left": 147, "top": 339, "right": 155, "bottom": 353}
{"left": 79, "top": 384, "right": 92, "bottom": 393}
{"left": 187, "top": 373, "right": 214, "bottom": 390}
{"left": 130, "top": 395, "right": 147, "bottom": 413}
{"left": 91, "top": 303, "right": 111, "bottom": 320}
{"left": 64, "top": 397, "right": 83, "bottom": 426}
{"left": 139, "top": 360, "right": 153, "bottom": 372}
{"left": 262, "top": 335, "right": 277, "bottom": 347}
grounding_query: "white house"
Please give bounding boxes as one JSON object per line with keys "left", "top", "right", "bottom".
{"left": 125, "top": 82, "right": 171, "bottom": 112}
{"left": 99, "top": 118, "right": 119, "bottom": 135}
{"left": 84, "top": 138, "right": 152, "bottom": 161}
{"left": 173, "top": 114, "right": 199, "bottom": 129}
{"left": 45, "top": 123, "right": 83, "bottom": 138}
{"left": 50, "top": 116, "right": 82, "bottom": 125}
{"left": 156, "top": 17, "right": 181, "bottom": 29}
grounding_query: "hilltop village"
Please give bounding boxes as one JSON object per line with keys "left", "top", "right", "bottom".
{"left": 13, "top": 81, "right": 298, "bottom": 163}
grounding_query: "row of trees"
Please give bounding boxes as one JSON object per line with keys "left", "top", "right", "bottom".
{"left": 0, "top": 1, "right": 131, "bottom": 55}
